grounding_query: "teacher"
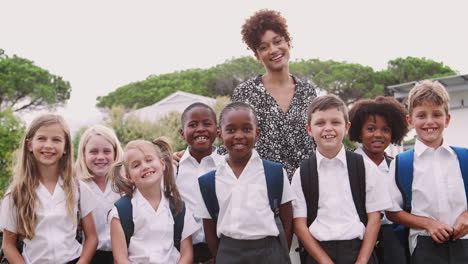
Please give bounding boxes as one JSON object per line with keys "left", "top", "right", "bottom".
{"left": 232, "top": 9, "right": 317, "bottom": 179}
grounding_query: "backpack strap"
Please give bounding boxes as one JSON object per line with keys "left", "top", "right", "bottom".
{"left": 114, "top": 195, "right": 134, "bottom": 247}
{"left": 384, "top": 156, "right": 392, "bottom": 167}
{"left": 262, "top": 160, "right": 284, "bottom": 216}
{"left": 450, "top": 146, "right": 468, "bottom": 205}
{"left": 170, "top": 198, "right": 186, "bottom": 252}
{"left": 346, "top": 150, "right": 368, "bottom": 225}
{"left": 299, "top": 153, "right": 318, "bottom": 228}
{"left": 395, "top": 149, "right": 415, "bottom": 213}
{"left": 198, "top": 170, "right": 219, "bottom": 221}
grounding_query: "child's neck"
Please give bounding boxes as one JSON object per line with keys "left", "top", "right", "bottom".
{"left": 37, "top": 164, "right": 60, "bottom": 194}
{"left": 92, "top": 175, "right": 108, "bottom": 192}
{"left": 362, "top": 148, "right": 385, "bottom": 166}
{"left": 138, "top": 183, "right": 162, "bottom": 211}
{"left": 189, "top": 146, "right": 213, "bottom": 164}
{"left": 317, "top": 145, "right": 342, "bottom": 159}
{"left": 227, "top": 152, "right": 252, "bottom": 178}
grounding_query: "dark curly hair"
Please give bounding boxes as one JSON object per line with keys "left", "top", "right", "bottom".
{"left": 348, "top": 96, "right": 409, "bottom": 145}
{"left": 241, "top": 9, "right": 291, "bottom": 58}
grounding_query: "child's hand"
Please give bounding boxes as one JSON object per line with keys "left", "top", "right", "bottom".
{"left": 425, "top": 218, "right": 454, "bottom": 243}
{"left": 453, "top": 210, "right": 468, "bottom": 240}
{"left": 172, "top": 150, "right": 185, "bottom": 166}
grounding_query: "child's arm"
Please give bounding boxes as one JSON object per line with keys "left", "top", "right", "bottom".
{"left": 110, "top": 218, "right": 131, "bottom": 264}
{"left": 293, "top": 218, "right": 333, "bottom": 264}
{"left": 386, "top": 211, "right": 453, "bottom": 243}
{"left": 453, "top": 210, "right": 468, "bottom": 240}
{"left": 2, "top": 230, "right": 25, "bottom": 264}
{"left": 203, "top": 219, "right": 219, "bottom": 259}
{"left": 279, "top": 201, "right": 293, "bottom": 249}
{"left": 177, "top": 235, "right": 193, "bottom": 264}
{"left": 355, "top": 211, "right": 380, "bottom": 264}
{"left": 77, "top": 213, "right": 98, "bottom": 264}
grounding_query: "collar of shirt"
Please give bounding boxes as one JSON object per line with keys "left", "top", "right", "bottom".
{"left": 414, "top": 139, "right": 455, "bottom": 158}
{"left": 37, "top": 176, "right": 65, "bottom": 200}
{"left": 316, "top": 146, "right": 347, "bottom": 168}
{"left": 219, "top": 149, "right": 262, "bottom": 180}
{"left": 133, "top": 188, "right": 170, "bottom": 213}
{"left": 354, "top": 147, "right": 389, "bottom": 171}
{"left": 179, "top": 146, "right": 218, "bottom": 167}
{"left": 86, "top": 179, "right": 112, "bottom": 196}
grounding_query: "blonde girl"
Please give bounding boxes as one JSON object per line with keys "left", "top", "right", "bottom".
{"left": 75, "top": 125, "right": 124, "bottom": 263}
{"left": 0, "top": 113, "right": 98, "bottom": 264}
{"left": 109, "top": 138, "right": 198, "bottom": 264}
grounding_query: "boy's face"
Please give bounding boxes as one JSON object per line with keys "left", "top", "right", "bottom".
{"left": 306, "top": 108, "right": 350, "bottom": 157}
{"left": 407, "top": 102, "right": 450, "bottom": 149}
{"left": 180, "top": 107, "right": 217, "bottom": 156}
{"left": 219, "top": 108, "right": 260, "bottom": 162}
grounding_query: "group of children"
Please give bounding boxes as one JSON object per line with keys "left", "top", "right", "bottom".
{"left": 0, "top": 79, "right": 466, "bottom": 264}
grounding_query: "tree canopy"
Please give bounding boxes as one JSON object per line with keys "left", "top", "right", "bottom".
{"left": 96, "top": 56, "right": 457, "bottom": 109}
{"left": 0, "top": 49, "right": 72, "bottom": 112}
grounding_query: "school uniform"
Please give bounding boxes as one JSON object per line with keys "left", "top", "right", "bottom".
{"left": 291, "top": 146, "right": 392, "bottom": 264}
{"left": 354, "top": 147, "right": 407, "bottom": 264}
{"left": 195, "top": 150, "right": 294, "bottom": 264}
{"left": 387, "top": 139, "right": 468, "bottom": 263}
{"left": 175, "top": 147, "right": 223, "bottom": 262}
{"left": 0, "top": 178, "right": 96, "bottom": 264}
{"left": 83, "top": 180, "right": 120, "bottom": 263}
{"left": 108, "top": 189, "right": 199, "bottom": 264}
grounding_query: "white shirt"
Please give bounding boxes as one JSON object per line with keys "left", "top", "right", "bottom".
{"left": 0, "top": 179, "right": 96, "bottom": 264}
{"left": 83, "top": 180, "right": 121, "bottom": 251}
{"left": 175, "top": 147, "right": 222, "bottom": 244}
{"left": 195, "top": 150, "right": 295, "bottom": 240}
{"left": 387, "top": 139, "right": 468, "bottom": 254}
{"left": 291, "top": 146, "right": 392, "bottom": 241}
{"left": 109, "top": 189, "right": 199, "bottom": 264}
{"left": 354, "top": 147, "right": 393, "bottom": 225}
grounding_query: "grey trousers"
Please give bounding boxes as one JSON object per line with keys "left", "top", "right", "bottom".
{"left": 304, "top": 238, "right": 378, "bottom": 264}
{"left": 412, "top": 236, "right": 468, "bottom": 264}
{"left": 215, "top": 235, "right": 291, "bottom": 264}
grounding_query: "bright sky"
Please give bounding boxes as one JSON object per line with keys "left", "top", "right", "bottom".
{"left": 3, "top": 0, "right": 468, "bottom": 134}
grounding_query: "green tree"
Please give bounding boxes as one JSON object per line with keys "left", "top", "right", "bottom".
{"left": 0, "top": 109, "right": 25, "bottom": 196}
{"left": 0, "top": 49, "right": 72, "bottom": 112}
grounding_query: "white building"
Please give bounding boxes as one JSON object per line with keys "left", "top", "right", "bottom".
{"left": 388, "top": 74, "right": 468, "bottom": 147}
{"left": 128, "top": 91, "right": 216, "bottom": 122}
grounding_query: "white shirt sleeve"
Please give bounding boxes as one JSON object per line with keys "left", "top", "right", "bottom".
{"left": 386, "top": 160, "right": 404, "bottom": 212}
{"left": 107, "top": 206, "right": 119, "bottom": 223}
{"left": 364, "top": 160, "right": 393, "bottom": 213}
{"left": 79, "top": 181, "right": 97, "bottom": 218}
{"left": 195, "top": 182, "right": 212, "bottom": 219}
{"left": 0, "top": 194, "right": 17, "bottom": 233}
{"left": 281, "top": 168, "right": 295, "bottom": 204}
{"left": 181, "top": 207, "right": 200, "bottom": 241}
{"left": 290, "top": 168, "right": 307, "bottom": 218}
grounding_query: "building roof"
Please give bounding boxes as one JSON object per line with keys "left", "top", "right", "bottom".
{"left": 388, "top": 74, "right": 468, "bottom": 99}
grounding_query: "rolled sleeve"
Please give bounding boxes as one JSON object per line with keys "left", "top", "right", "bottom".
{"left": 0, "top": 195, "right": 17, "bottom": 233}
{"left": 181, "top": 208, "right": 201, "bottom": 241}
{"left": 291, "top": 168, "right": 307, "bottom": 218}
{"left": 79, "top": 181, "right": 97, "bottom": 218}
{"left": 386, "top": 161, "right": 404, "bottom": 212}
{"left": 281, "top": 169, "right": 295, "bottom": 204}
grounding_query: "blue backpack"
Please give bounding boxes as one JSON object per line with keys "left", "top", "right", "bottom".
{"left": 197, "top": 159, "right": 289, "bottom": 251}
{"left": 114, "top": 195, "right": 186, "bottom": 251}
{"left": 393, "top": 146, "right": 468, "bottom": 256}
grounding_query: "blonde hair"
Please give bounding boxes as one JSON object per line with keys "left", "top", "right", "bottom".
{"left": 7, "top": 114, "right": 75, "bottom": 239}
{"left": 407, "top": 80, "right": 450, "bottom": 115}
{"left": 109, "top": 137, "right": 182, "bottom": 213}
{"left": 75, "top": 125, "right": 123, "bottom": 181}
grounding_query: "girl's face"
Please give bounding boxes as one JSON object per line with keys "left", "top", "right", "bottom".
{"left": 125, "top": 145, "right": 165, "bottom": 190}
{"left": 256, "top": 29, "right": 290, "bottom": 72}
{"left": 219, "top": 108, "right": 260, "bottom": 162}
{"left": 27, "top": 124, "right": 66, "bottom": 169}
{"left": 180, "top": 107, "right": 217, "bottom": 156}
{"left": 85, "top": 135, "right": 115, "bottom": 178}
{"left": 361, "top": 115, "right": 392, "bottom": 155}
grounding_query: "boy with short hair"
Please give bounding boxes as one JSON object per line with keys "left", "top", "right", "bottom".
{"left": 386, "top": 80, "right": 468, "bottom": 263}
{"left": 291, "top": 94, "right": 391, "bottom": 264}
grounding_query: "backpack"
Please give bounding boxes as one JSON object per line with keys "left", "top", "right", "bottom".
{"left": 296, "top": 150, "right": 367, "bottom": 263}
{"left": 393, "top": 146, "right": 468, "bottom": 257}
{"left": 114, "top": 195, "right": 186, "bottom": 251}
{"left": 197, "top": 159, "right": 288, "bottom": 251}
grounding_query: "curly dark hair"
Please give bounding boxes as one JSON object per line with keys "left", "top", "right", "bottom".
{"left": 348, "top": 96, "right": 409, "bottom": 145}
{"left": 241, "top": 9, "right": 291, "bottom": 58}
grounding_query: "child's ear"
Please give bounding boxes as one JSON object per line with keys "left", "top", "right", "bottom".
{"left": 406, "top": 114, "right": 414, "bottom": 129}
{"left": 444, "top": 113, "right": 451, "bottom": 128}
{"left": 344, "top": 122, "right": 351, "bottom": 135}
{"left": 179, "top": 128, "right": 184, "bottom": 139}
{"left": 255, "top": 127, "right": 261, "bottom": 140}
{"left": 27, "top": 139, "right": 33, "bottom": 152}
{"left": 305, "top": 124, "right": 313, "bottom": 138}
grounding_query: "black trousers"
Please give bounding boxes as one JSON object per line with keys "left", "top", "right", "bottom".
{"left": 216, "top": 235, "right": 291, "bottom": 264}
{"left": 412, "top": 236, "right": 468, "bottom": 264}
{"left": 194, "top": 242, "right": 212, "bottom": 263}
{"left": 304, "top": 238, "right": 378, "bottom": 264}
{"left": 91, "top": 250, "right": 113, "bottom": 264}
{"left": 376, "top": 224, "right": 408, "bottom": 264}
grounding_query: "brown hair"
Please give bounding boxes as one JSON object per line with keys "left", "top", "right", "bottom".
{"left": 241, "top": 9, "right": 291, "bottom": 58}
{"left": 407, "top": 79, "right": 450, "bottom": 115}
{"left": 109, "top": 137, "right": 182, "bottom": 213}
{"left": 307, "top": 94, "right": 349, "bottom": 124}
